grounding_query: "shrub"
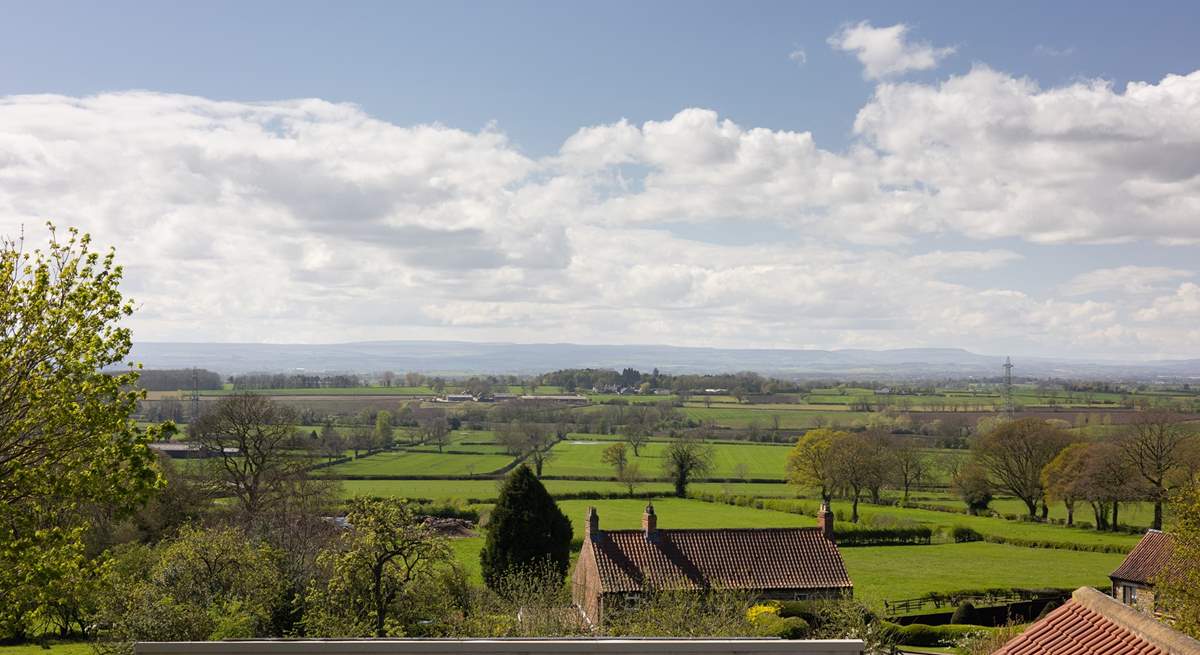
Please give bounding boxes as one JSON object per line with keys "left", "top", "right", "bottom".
{"left": 887, "top": 622, "right": 988, "bottom": 646}
{"left": 951, "top": 601, "right": 976, "bottom": 625}
{"left": 754, "top": 614, "right": 810, "bottom": 639}
{"left": 952, "top": 526, "right": 983, "bottom": 543}
{"left": 834, "top": 527, "right": 932, "bottom": 546}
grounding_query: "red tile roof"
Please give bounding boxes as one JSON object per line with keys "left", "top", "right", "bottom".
{"left": 1111, "top": 530, "right": 1175, "bottom": 586}
{"left": 587, "top": 527, "right": 852, "bottom": 594}
{"left": 994, "top": 587, "right": 1200, "bottom": 655}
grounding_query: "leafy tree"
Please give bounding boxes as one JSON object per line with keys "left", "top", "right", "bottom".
{"left": 374, "top": 410, "right": 395, "bottom": 450}
{"left": 953, "top": 462, "right": 993, "bottom": 515}
{"left": 973, "top": 418, "right": 1074, "bottom": 517}
{"left": 94, "top": 526, "right": 284, "bottom": 652}
{"left": 319, "top": 421, "right": 344, "bottom": 462}
{"left": 304, "top": 497, "right": 449, "bottom": 637}
{"left": 480, "top": 465, "right": 572, "bottom": 589}
{"left": 1042, "top": 442, "right": 1091, "bottom": 526}
{"left": 786, "top": 428, "right": 846, "bottom": 503}
{"left": 662, "top": 433, "right": 714, "bottom": 497}
{"left": 601, "top": 442, "right": 642, "bottom": 496}
{"left": 0, "top": 226, "right": 165, "bottom": 636}
{"left": 1154, "top": 486, "right": 1200, "bottom": 639}
{"left": 190, "top": 394, "right": 312, "bottom": 522}
{"left": 1120, "top": 409, "right": 1194, "bottom": 530}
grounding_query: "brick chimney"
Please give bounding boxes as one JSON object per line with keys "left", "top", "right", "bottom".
{"left": 818, "top": 501, "right": 835, "bottom": 542}
{"left": 585, "top": 506, "right": 601, "bottom": 542}
{"left": 642, "top": 501, "right": 658, "bottom": 541}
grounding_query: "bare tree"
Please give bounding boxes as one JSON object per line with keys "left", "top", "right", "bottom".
{"left": 420, "top": 415, "right": 451, "bottom": 452}
{"left": 497, "top": 420, "right": 555, "bottom": 477}
{"left": 190, "top": 393, "right": 312, "bottom": 522}
{"left": 890, "top": 436, "right": 927, "bottom": 503}
{"left": 1120, "top": 409, "right": 1193, "bottom": 530}
{"left": 973, "top": 418, "right": 1074, "bottom": 517}
{"left": 319, "top": 421, "right": 344, "bottom": 463}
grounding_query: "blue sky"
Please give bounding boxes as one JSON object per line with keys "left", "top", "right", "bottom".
{"left": 5, "top": 1, "right": 1195, "bottom": 154}
{"left": 2, "top": 2, "right": 1199, "bottom": 358}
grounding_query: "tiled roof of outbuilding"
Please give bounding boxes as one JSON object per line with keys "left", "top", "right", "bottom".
{"left": 1111, "top": 530, "right": 1175, "bottom": 586}
{"left": 588, "top": 527, "right": 852, "bottom": 594}
{"left": 994, "top": 587, "right": 1200, "bottom": 655}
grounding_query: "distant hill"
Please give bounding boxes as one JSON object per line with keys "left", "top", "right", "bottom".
{"left": 122, "top": 340, "right": 1200, "bottom": 380}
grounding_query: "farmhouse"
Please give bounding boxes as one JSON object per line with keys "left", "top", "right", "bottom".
{"left": 1109, "top": 529, "right": 1175, "bottom": 612}
{"left": 993, "top": 586, "right": 1200, "bottom": 655}
{"left": 571, "top": 503, "right": 852, "bottom": 627}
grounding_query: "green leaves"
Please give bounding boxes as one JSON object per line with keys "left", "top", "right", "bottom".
{"left": 0, "top": 224, "right": 163, "bottom": 636}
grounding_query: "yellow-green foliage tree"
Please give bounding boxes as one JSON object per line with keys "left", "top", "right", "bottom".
{"left": 304, "top": 497, "right": 450, "bottom": 637}
{"left": 0, "top": 226, "right": 166, "bottom": 637}
{"left": 786, "top": 428, "right": 848, "bottom": 503}
{"left": 1155, "top": 486, "right": 1200, "bottom": 638}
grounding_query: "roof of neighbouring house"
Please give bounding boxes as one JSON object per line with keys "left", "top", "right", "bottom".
{"left": 585, "top": 527, "right": 852, "bottom": 594}
{"left": 1111, "top": 530, "right": 1175, "bottom": 586}
{"left": 993, "top": 587, "right": 1200, "bottom": 655}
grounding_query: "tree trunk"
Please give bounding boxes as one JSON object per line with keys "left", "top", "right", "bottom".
{"left": 1111, "top": 501, "right": 1120, "bottom": 532}
{"left": 1153, "top": 500, "right": 1163, "bottom": 531}
{"left": 1066, "top": 503, "right": 1074, "bottom": 527}
{"left": 1023, "top": 497, "right": 1038, "bottom": 517}
{"left": 851, "top": 491, "right": 861, "bottom": 523}
{"left": 1040, "top": 500, "right": 1048, "bottom": 520}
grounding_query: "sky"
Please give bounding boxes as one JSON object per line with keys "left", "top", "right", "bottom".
{"left": 2, "top": 1, "right": 1200, "bottom": 359}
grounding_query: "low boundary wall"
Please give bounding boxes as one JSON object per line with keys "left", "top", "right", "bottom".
{"left": 136, "top": 639, "right": 863, "bottom": 655}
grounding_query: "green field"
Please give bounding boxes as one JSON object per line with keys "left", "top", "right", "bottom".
{"left": 542, "top": 440, "right": 792, "bottom": 480}
{"left": 0, "top": 643, "right": 92, "bottom": 655}
{"left": 325, "top": 451, "right": 515, "bottom": 477}
{"left": 840, "top": 542, "right": 1124, "bottom": 606}
{"left": 340, "top": 478, "right": 799, "bottom": 501}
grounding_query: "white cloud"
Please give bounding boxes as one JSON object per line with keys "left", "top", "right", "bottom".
{"left": 1135, "top": 283, "right": 1200, "bottom": 321}
{"left": 1061, "top": 266, "right": 1193, "bottom": 296}
{"left": 1034, "top": 44, "right": 1076, "bottom": 57}
{"left": 4, "top": 62, "right": 1200, "bottom": 357}
{"left": 789, "top": 48, "right": 807, "bottom": 66}
{"left": 828, "top": 21, "right": 955, "bottom": 79}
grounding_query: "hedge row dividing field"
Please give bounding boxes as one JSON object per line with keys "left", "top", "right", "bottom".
{"left": 688, "top": 492, "right": 1142, "bottom": 551}
{"left": 324, "top": 451, "right": 516, "bottom": 477}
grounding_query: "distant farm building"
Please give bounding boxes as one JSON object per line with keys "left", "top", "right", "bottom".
{"left": 1109, "top": 529, "right": 1174, "bottom": 613}
{"left": 571, "top": 503, "right": 852, "bottom": 627}
{"left": 520, "top": 394, "right": 588, "bottom": 405}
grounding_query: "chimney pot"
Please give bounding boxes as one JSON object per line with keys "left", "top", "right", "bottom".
{"left": 818, "top": 501, "right": 835, "bottom": 543}
{"left": 642, "top": 502, "right": 658, "bottom": 541}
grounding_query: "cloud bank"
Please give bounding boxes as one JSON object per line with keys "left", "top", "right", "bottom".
{"left": 2, "top": 63, "right": 1200, "bottom": 357}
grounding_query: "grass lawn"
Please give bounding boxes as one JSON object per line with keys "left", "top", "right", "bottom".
{"left": 324, "top": 451, "right": 515, "bottom": 477}
{"left": 841, "top": 541, "right": 1124, "bottom": 607}
{"left": 0, "top": 643, "right": 92, "bottom": 655}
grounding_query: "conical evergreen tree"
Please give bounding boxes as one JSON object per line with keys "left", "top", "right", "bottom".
{"left": 480, "top": 464, "right": 573, "bottom": 589}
